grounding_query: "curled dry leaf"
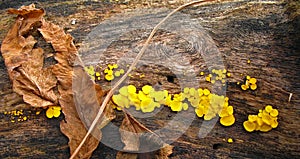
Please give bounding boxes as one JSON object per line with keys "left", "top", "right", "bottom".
{"left": 118, "top": 111, "right": 173, "bottom": 159}
{"left": 73, "top": 66, "right": 116, "bottom": 140}
{"left": 39, "top": 15, "right": 110, "bottom": 158}
{"left": 1, "top": 4, "right": 57, "bottom": 107}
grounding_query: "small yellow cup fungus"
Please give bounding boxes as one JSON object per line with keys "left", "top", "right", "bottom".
{"left": 220, "top": 114, "right": 235, "bottom": 126}
{"left": 170, "top": 100, "right": 183, "bottom": 112}
{"left": 250, "top": 84, "right": 257, "bottom": 90}
{"left": 243, "top": 120, "right": 256, "bottom": 132}
{"left": 203, "top": 89, "right": 210, "bottom": 96}
{"left": 119, "top": 69, "right": 125, "bottom": 74}
{"left": 112, "top": 94, "right": 129, "bottom": 109}
{"left": 46, "top": 106, "right": 61, "bottom": 118}
{"left": 105, "top": 74, "right": 114, "bottom": 81}
{"left": 227, "top": 138, "right": 233, "bottom": 143}
{"left": 195, "top": 106, "right": 204, "bottom": 117}
{"left": 241, "top": 84, "right": 249, "bottom": 90}
{"left": 142, "top": 85, "right": 153, "bottom": 95}
{"left": 127, "top": 85, "right": 136, "bottom": 94}
{"left": 270, "top": 109, "right": 279, "bottom": 117}
{"left": 114, "top": 71, "right": 121, "bottom": 77}
{"left": 205, "top": 76, "right": 211, "bottom": 82}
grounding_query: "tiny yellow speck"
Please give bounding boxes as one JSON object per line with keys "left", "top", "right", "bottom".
{"left": 227, "top": 138, "right": 233, "bottom": 143}
{"left": 95, "top": 72, "right": 100, "bottom": 76}
{"left": 139, "top": 74, "right": 145, "bottom": 78}
{"left": 36, "top": 111, "right": 41, "bottom": 115}
{"left": 23, "top": 116, "right": 27, "bottom": 121}
{"left": 237, "top": 82, "right": 240, "bottom": 85}
{"left": 205, "top": 76, "right": 211, "bottom": 82}
{"left": 97, "top": 77, "right": 101, "bottom": 80}
{"left": 200, "top": 72, "right": 204, "bottom": 76}
{"left": 247, "top": 59, "right": 251, "bottom": 64}
{"left": 227, "top": 73, "right": 231, "bottom": 77}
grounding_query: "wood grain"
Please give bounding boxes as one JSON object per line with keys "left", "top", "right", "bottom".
{"left": 0, "top": 0, "right": 299, "bottom": 158}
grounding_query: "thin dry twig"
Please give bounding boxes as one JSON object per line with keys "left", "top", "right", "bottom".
{"left": 70, "top": 0, "right": 216, "bottom": 158}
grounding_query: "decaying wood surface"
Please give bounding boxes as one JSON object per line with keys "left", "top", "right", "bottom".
{"left": 0, "top": 0, "right": 299, "bottom": 158}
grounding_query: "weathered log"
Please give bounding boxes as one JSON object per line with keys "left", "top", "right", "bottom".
{"left": 0, "top": 0, "right": 299, "bottom": 158}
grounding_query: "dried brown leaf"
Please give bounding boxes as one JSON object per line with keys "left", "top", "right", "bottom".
{"left": 13, "top": 48, "right": 58, "bottom": 107}
{"left": 118, "top": 112, "right": 173, "bottom": 159}
{"left": 73, "top": 66, "right": 116, "bottom": 139}
{"left": 39, "top": 20, "right": 77, "bottom": 53}
{"left": 120, "top": 111, "right": 149, "bottom": 152}
{"left": 116, "top": 151, "right": 138, "bottom": 159}
{"left": 1, "top": 4, "right": 57, "bottom": 107}
{"left": 155, "top": 145, "right": 173, "bottom": 159}
{"left": 1, "top": 4, "right": 44, "bottom": 79}
{"left": 7, "top": 4, "right": 45, "bottom": 36}
{"left": 38, "top": 11, "right": 115, "bottom": 158}
{"left": 44, "top": 25, "right": 101, "bottom": 159}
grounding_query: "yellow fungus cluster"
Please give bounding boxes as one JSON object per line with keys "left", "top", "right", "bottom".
{"left": 112, "top": 85, "right": 235, "bottom": 126}
{"left": 243, "top": 105, "right": 278, "bottom": 132}
{"left": 193, "top": 89, "right": 235, "bottom": 126}
{"left": 112, "top": 85, "right": 164, "bottom": 113}
{"left": 3, "top": 109, "right": 29, "bottom": 123}
{"left": 84, "top": 64, "right": 125, "bottom": 81}
{"left": 241, "top": 76, "right": 257, "bottom": 90}
{"left": 104, "top": 64, "right": 125, "bottom": 81}
{"left": 84, "top": 65, "right": 101, "bottom": 81}
{"left": 203, "top": 69, "right": 230, "bottom": 85}
{"left": 46, "top": 106, "right": 61, "bottom": 118}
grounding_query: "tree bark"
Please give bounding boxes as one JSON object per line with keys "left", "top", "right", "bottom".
{"left": 0, "top": 0, "right": 299, "bottom": 158}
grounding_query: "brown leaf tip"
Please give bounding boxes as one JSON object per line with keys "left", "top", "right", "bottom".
{"left": 7, "top": 3, "right": 45, "bottom": 17}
